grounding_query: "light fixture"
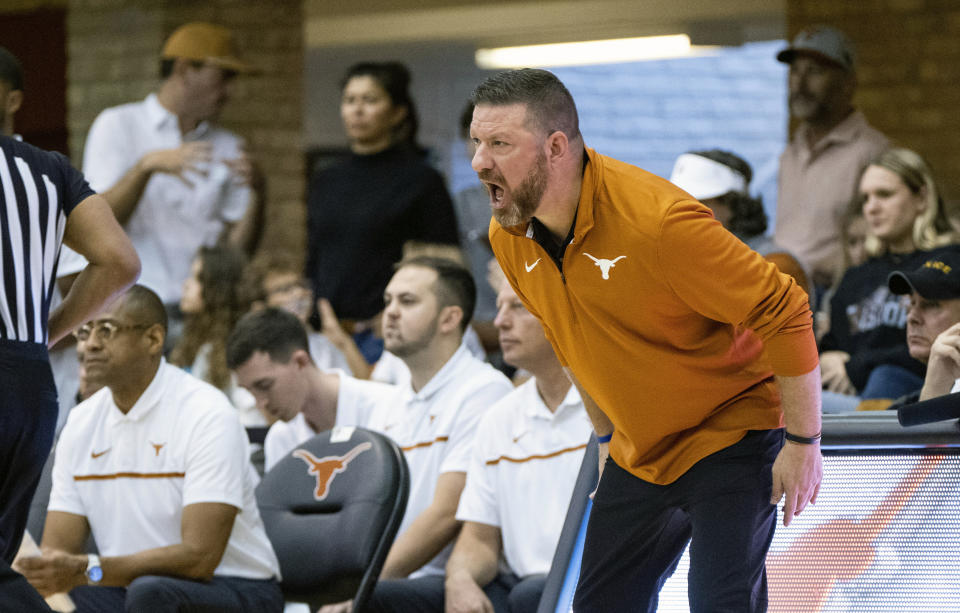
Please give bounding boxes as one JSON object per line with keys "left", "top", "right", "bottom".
{"left": 475, "top": 34, "right": 718, "bottom": 69}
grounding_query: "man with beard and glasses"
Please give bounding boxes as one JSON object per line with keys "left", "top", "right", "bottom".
{"left": 470, "top": 68, "right": 822, "bottom": 612}
{"left": 774, "top": 25, "right": 888, "bottom": 294}
{"left": 269, "top": 256, "right": 511, "bottom": 613}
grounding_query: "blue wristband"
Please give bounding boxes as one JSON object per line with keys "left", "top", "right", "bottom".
{"left": 596, "top": 432, "right": 613, "bottom": 444}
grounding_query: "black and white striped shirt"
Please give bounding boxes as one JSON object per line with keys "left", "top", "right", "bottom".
{"left": 0, "top": 136, "right": 93, "bottom": 344}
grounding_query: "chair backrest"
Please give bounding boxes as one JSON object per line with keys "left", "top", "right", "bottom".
{"left": 536, "top": 435, "right": 598, "bottom": 613}
{"left": 256, "top": 426, "right": 409, "bottom": 611}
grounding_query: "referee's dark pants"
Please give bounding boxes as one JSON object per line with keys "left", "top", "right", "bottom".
{"left": 573, "top": 429, "right": 783, "bottom": 613}
{"left": 0, "top": 341, "right": 58, "bottom": 611}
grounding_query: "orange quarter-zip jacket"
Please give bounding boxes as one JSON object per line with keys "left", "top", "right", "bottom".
{"left": 490, "top": 147, "right": 819, "bottom": 485}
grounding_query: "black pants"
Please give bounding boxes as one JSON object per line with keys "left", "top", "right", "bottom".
{"left": 368, "top": 572, "right": 546, "bottom": 613}
{"left": 0, "top": 341, "right": 58, "bottom": 612}
{"left": 70, "top": 575, "right": 284, "bottom": 613}
{"left": 574, "top": 429, "right": 783, "bottom": 613}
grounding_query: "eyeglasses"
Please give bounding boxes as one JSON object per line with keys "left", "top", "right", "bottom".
{"left": 73, "top": 321, "right": 149, "bottom": 342}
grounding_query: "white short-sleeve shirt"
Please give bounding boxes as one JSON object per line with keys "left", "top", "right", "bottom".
{"left": 49, "top": 245, "right": 90, "bottom": 430}
{"left": 368, "top": 343, "right": 513, "bottom": 577}
{"left": 81, "top": 94, "right": 251, "bottom": 304}
{"left": 456, "top": 379, "right": 591, "bottom": 578}
{"left": 262, "top": 371, "right": 400, "bottom": 472}
{"left": 49, "top": 360, "right": 280, "bottom": 580}
{"left": 308, "top": 332, "right": 352, "bottom": 374}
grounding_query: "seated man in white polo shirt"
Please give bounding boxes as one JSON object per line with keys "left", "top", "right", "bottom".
{"left": 369, "top": 278, "right": 592, "bottom": 613}
{"left": 285, "top": 257, "right": 512, "bottom": 613}
{"left": 226, "top": 307, "right": 399, "bottom": 472}
{"left": 17, "top": 286, "right": 282, "bottom": 613}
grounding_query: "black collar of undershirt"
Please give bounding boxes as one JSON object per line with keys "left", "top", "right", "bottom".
{"left": 528, "top": 152, "right": 587, "bottom": 271}
{"left": 530, "top": 207, "right": 578, "bottom": 271}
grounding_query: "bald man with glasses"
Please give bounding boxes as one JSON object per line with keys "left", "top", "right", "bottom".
{"left": 17, "top": 285, "right": 283, "bottom": 613}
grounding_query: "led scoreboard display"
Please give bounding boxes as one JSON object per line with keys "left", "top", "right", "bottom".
{"left": 543, "top": 414, "right": 960, "bottom": 613}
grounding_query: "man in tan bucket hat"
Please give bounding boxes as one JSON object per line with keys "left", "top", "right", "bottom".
{"left": 77, "top": 22, "right": 262, "bottom": 347}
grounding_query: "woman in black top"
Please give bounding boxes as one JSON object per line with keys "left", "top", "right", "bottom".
{"left": 305, "top": 62, "right": 459, "bottom": 342}
{"left": 820, "top": 147, "right": 956, "bottom": 408}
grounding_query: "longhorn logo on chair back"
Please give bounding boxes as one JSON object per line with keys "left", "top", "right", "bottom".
{"left": 293, "top": 442, "right": 373, "bottom": 501}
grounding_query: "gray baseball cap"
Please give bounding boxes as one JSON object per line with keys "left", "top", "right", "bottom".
{"left": 777, "top": 25, "right": 855, "bottom": 72}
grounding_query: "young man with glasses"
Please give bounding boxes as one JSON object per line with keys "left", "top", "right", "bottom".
{"left": 16, "top": 286, "right": 283, "bottom": 613}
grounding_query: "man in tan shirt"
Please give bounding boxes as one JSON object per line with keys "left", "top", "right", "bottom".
{"left": 774, "top": 25, "right": 889, "bottom": 290}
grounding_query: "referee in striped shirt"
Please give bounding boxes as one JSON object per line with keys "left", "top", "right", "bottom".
{"left": 0, "top": 46, "right": 140, "bottom": 610}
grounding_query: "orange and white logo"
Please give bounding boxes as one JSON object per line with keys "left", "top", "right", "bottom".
{"left": 293, "top": 442, "right": 372, "bottom": 501}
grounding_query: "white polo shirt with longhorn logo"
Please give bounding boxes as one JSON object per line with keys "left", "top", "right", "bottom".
{"left": 368, "top": 342, "right": 513, "bottom": 578}
{"left": 263, "top": 370, "right": 401, "bottom": 472}
{"left": 48, "top": 359, "right": 280, "bottom": 580}
{"left": 456, "top": 379, "right": 591, "bottom": 578}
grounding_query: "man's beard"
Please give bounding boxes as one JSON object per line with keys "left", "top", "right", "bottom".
{"left": 789, "top": 91, "right": 826, "bottom": 122}
{"left": 383, "top": 316, "right": 439, "bottom": 359}
{"left": 491, "top": 150, "right": 549, "bottom": 228}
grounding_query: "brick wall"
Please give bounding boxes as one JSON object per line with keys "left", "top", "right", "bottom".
{"left": 787, "top": 0, "right": 960, "bottom": 214}
{"left": 67, "top": 0, "right": 305, "bottom": 259}
{"left": 0, "top": 0, "right": 65, "bottom": 11}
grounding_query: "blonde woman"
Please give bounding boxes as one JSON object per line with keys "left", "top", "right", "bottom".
{"left": 820, "top": 148, "right": 956, "bottom": 410}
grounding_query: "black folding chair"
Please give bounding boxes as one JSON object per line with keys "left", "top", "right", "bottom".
{"left": 256, "top": 426, "right": 409, "bottom": 612}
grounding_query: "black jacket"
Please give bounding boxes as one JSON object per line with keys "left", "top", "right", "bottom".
{"left": 820, "top": 250, "right": 933, "bottom": 391}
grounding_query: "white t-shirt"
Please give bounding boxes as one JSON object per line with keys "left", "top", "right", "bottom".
{"left": 456, "top": 379, "right": 590, "bottom": 578}
{"left": 49, "top": 360, "right": 280, "bottom": 580}
{"left": 190, "top": 342, "right": 263, "bottom": 426}
{"left": 49, "top": 245, "right": 91, "bottom": 431}
{"left": 263, "top": 371, "right": 400, "bottom": 472}
{"left": 368, "top": 343, "right": 513, "bottom": 577}
{"left": 308, "top": 332, "right": 352, "bottom": 374}
{"left": 82, "top": 94, "right": 251, "bottom": 304}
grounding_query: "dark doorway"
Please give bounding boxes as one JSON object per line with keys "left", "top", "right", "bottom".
{"left": 0, "top": 7, "right": 68, "bottom": 154}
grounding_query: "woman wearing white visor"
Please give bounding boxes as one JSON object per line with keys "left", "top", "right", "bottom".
{"left": 670, "top": 150, "right": 810, "bottom": 295}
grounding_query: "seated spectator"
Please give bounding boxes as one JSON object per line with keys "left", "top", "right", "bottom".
{"left": 820, "top": 148, "right": 957, "bottom": 411}
{"left": 370, "top": 277, "right": 591, "bottom": 612}
{"left": 670, "top": 149, "right": 810, "bottom": 293}
{"left": 886, "top": 248, "right": 960, "bottom": 401}
{"left": 249, "top": 253, "right": 368, "bottom": 377}
{"left": 170, "top": 245, "right": 261, "bottom": 424}
{"left": 227, "top": 307, "right": 398, "bottom": 472}
{"left": 313, "top": 257, "right": 513, "bottom": 613}
{"left": 17, "top": 286, "right": 282, "bottom": 612}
